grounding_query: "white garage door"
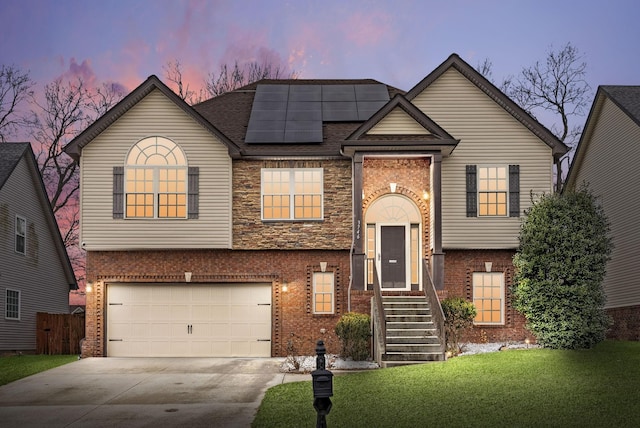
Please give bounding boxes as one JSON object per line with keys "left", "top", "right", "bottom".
{"left": 107, "top": 283, "right": 272, "bottom": 357}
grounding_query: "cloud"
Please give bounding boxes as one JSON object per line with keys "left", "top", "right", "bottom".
{"left": 341, "top": 11, "right": 394, "bottom": 47}
{"left": 59, "top": 58, "right": 98, "bottom": 87}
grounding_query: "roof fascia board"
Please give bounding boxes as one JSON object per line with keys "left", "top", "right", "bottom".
{"left": 23, "top": 145, "right": 78, "bottom": 287}
{"left": 64, "top": 76, "right": 242, "bottom": 160}
{"left": 347, "top": 93, "right": 456, "bottom": 141}
{"left": 405, "top": 53, "right": 569, "bottom": 159}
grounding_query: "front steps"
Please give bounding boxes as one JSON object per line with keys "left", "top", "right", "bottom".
{"left": 380, "top": 295, "right": 445, "bottom": 367}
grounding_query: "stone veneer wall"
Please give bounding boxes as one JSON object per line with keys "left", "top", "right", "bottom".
{"left": 232, "top": 159, "right": 353, "bottom": 250}
{"left": 83, "top": 249, "right": 351, "bottom": 358}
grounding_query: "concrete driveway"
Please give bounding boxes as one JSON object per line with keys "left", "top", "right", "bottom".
{"left": 0, "top": 357, "right": 309, "bottom": 427}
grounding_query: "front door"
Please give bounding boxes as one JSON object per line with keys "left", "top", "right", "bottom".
{"left": 381, "top": 225, "right": 406, "bottom": 288}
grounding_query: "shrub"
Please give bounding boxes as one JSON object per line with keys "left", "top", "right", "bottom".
{"left": 335, "top": 312, "right": 371, "bottom": 361}
{"left": 513, "top": 186, "right": 613, "bottom": 349}
{"left": 441, "top": 297, "right": 477, "bottom": 355}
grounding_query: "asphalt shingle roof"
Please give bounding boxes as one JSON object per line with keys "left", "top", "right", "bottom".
{"left": 601, "top": 86, "right": 640, "bottom": 127}
{"left": 0, "top": 142, "right": 29, "bottom": 189}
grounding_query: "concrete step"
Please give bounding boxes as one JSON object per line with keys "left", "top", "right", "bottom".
{"left": 381, "top": 359, "right": 445, "bottom": 368}
{"left": 383, "top": 352, "right": 445, "bottom": 362}
{"left": 386, "top": 328, "right": 438, "bottom": 337}
{"left": 386, "top": 335, "right": 441, "bottom": 344}
{"left": 386, "top": 343, "right": 443, "bottom": 353}
{"left": 386, "top": 314, "right": 433, "bottom": 323}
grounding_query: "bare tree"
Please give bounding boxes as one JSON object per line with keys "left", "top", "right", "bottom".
{"left": 205, "top": 60, "right": 298, "bottom": 97}
{"left": 502, "top": 43, "right": 591, "bottom": 192}
{"left": 0, "top": 64, "right": 34, "bottom": 142}
{"left": 163, "top": 60, "right": 204, "bottom": 104}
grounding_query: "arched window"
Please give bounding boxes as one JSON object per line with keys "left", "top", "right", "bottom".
{"left": 125, "top": 137, "right": 187, "bottom": 218}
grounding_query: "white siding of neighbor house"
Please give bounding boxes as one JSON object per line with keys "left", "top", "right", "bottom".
{"left": 0, "top": 155, "right": 70, "bottom": 351}
{"left": 368, "top": 108, "right": 430, "bottom": 134}
{"left": 80, "top": 89, "right": 232, "bottom": 250}
{"left": 412, "top": 68, "right": 554, "bottom": 249}
{"left": 569, "top": 97, "right": 640, "bottom": 308}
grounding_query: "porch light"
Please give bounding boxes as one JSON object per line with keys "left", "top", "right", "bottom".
{"left": 320, "top": 262, "right": 327, "bottom": 272}
{"left": 423, "top": 190, "right": 429, "bottom": 200}
{"left": 282, "top": 281, "right": 288, "bottom": 292}
{"left": 390, "top": 182, "right": 397, "bottom": 193}
{"left": 185, "top": 272, "right": 192, "bottom": 282}
{"left": 485, "top": 262, "right": 492, "bottom": 273}
{"left": 86, "top": 281, "right": 93, "bottom": 293}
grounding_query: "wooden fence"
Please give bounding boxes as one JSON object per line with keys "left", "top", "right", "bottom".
{"left": 36, "top": 312, "right": 85, "bottom": 355}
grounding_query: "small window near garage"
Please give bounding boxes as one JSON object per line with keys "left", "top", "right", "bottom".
{"left": 6, "top": 289, "right": 20, "bottom": 320}
{"left": 473, "top": 272, "right": 504, "bottom": 325}
{"left": 15, "top": 216, "right": 26, "bottom": 255}
{"left": 313, "top": 272, "right": 334, "bottom": 314}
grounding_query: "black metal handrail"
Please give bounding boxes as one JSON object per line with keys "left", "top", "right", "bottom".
{"left": 422, "top": 259, "right": 445, "bottom": 346}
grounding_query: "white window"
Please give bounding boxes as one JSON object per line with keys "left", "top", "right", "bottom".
{"left": 313, "top": 272, "right": 334, "bottom": 314}
{"left": 5, "top": 289, "right": 20, "bottom": 320}
{"left": 15, "top": 216, "right": 26, "bottom": 255}
{"left": 478, "top": 166, "right": 507, "bottom": 216}
{"left": 125, "top": 137, "right": 187, "bottom": 219}
{"left": 473, "top": 272, "right": 504, "bottom": 324}
{"left": 261, "top": 168, "right": 323, "bottom": 220}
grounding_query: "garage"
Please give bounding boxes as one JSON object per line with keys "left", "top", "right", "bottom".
{"left": 106, "top": 283, "right": 272, "bottom": 357}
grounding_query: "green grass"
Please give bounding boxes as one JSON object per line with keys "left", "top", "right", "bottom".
{"left": 253, "top": 341, "right": 640, "bottom": 427}
{"left": 0, "top": 355, "right": 77, "bottom": 386}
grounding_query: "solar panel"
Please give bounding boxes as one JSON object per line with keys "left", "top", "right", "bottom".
{"left": 246, "top": 83, "right": 390, "bottom": 143}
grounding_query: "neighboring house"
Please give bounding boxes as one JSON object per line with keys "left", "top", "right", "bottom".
{"left": 565, "top": 86, "right": 640, "bottom": 340}
{"left": 0, "top": 142, "right": 77, "bottom": 353}
{"left": 65, "top": 54, "right": 566, "bottom": 360}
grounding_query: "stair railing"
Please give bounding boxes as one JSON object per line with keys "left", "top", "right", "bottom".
{"left": 370, "top": 260, "right": 386, "bottom": 362}
{"left": 422, "top": 259, "right": 445, "bottom": 352}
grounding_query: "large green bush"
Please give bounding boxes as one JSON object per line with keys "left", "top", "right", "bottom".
{"left": 513, "top": 186, "right": 613, "bottom": 349}
{"left": 441, "top": 297, "right": 477, "bottom": 355}
{"left": 335, "top": 312, "right": 371, "bottom": 360}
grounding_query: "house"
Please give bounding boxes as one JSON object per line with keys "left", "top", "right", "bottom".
{"left": 64, "top": 54, "right": 566, "bottom": 361}
{"left": 565, "top": 86, "right": 640, "bottom": 340}
{"left": 0, "top": 142, "right": 77, "bottom": 353}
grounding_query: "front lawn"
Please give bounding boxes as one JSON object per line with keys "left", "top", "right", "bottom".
{"left": 0, "top": 355, "right": 77, "bottom": 386}
{"left": 253, "top": 341, "right": 640, "bottom": 427}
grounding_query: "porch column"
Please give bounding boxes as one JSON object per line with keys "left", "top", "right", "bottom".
{"left": 431, "top": 154, "right": 445, "bottom": 290}
{"left": 352, "top": 153, "right": 365, "bottom": 290}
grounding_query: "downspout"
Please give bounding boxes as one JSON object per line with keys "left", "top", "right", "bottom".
{"left": 341, "top": 147, "right": 355, "bottom": 312}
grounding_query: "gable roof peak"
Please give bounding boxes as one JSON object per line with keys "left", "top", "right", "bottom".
{"left": 406, "top": 53, "right": 568, "bottom": 159}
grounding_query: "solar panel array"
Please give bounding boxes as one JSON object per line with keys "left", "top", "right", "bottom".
{"left": 245, "top": 84, "right": 390, "bottom": 143}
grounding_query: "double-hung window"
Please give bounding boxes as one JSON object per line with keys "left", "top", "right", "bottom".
{"left": 261, "top": 168, "right": 323, "bottom": 220}
{"left": 125, "top": 137, "right": 188, "bottom": 219}
{"left": 313, "top": 272, "right": 334, "bottom": 314}
{"left": 15, "top": 216, "right": 26, "bottom": 255}
{"left": 466, "top": 164, "right": 520, "bottom": 217}
{"left": 5, "top": 289, "right": 20, "bottom": 320}
{"left": 473, "top": 272, "right": 504, "bottom": 325}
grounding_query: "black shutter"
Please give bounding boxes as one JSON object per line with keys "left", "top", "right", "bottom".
{"left": 466, "top": 165, "right": 477, "bottom": 217}
{"left": 188, "top": 167, "right": 199, "bottom": 219}
{"left": 509, "top": 165, "right": 520, "bottom": 217}
{"left": 113, "top": 166, "right": 124, "bottom": 219}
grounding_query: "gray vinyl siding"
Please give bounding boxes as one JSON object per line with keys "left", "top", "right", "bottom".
{"left": 368, "top": 108, "right": 430, "bottom": 134}
{"left": 0, "top": 156, "right": 70, "bottom": 351}
{"left": 412, "top": 68, "right": 553, "bottom": 249}
{"left": 569, "top": 98, "right": 640, "bottom": 308}
{"left": 79, "top": 89, "right": 232, "bottom": 250}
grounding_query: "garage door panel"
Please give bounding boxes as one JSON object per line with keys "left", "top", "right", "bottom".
{"left": 107, "top": 283, "right": 272, "bottom": 357}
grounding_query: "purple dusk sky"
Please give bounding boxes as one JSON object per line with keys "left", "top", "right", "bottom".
{"left": 1, "top": 0, "right": 639, "bottom": 129}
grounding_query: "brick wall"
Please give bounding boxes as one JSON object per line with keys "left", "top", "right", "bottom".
{"left": 443, "top": 249, "right": 533, "bottom": 343}
{"left": 232, "top": 159, "right": 352, "bottom": 250}
{"left": 84, "top": 249, "right": 352, "bottom": 357}
{"left": 607, "top": 305, "right": 640, "bottom": 341}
